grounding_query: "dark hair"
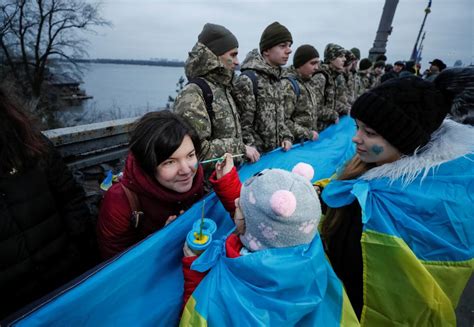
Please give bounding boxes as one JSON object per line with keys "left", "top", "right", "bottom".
{"left": 129, "top": 110, "right": 202, "bottom": 177}
{"left": 0, "top": 87, "right": 48, "bottom": 174}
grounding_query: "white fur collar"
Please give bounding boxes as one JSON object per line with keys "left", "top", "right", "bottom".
{"left": 361, "top": 119, "right": 474, "bottom": 185}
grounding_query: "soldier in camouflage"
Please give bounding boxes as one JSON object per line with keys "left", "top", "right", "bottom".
{"left": 350, "top": 48, "right": 362, "bottom": 102}
{"left": 311, "top": 43, "right": 346, "bottom": 131}
{"left": 371, "top": 60, "right": 385, "bottom": 88}
{"left": 173, "top": 23, "right": 260, "bottom": 168}
{"left": 333, "top": 50, "right": 356, "bottom": 116}
{"left": 343, "top": 50, "right": 358, "bottom": 105}
{"left": 355, "top": 58, "right": 372, "bottom": 97}
{"left": 233, "top": 22, "right": 294, "bottom": 153}
{"left": 282, "top": 44, "right": 321, "bottom": 142}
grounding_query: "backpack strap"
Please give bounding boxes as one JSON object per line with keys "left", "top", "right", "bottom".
{"left": 240, "top": 70, "right": 258, "bottom": 99}
{"left": 283, "top": 76, "right": 301, "bottom": 97}
{"left": 313, "top": 70, "right": 331, "bottom": 106}
{"left": 187, "top": 77, "right": 215, "bottom": 122}
{"left": 120, "top": 183, "right": 144, "bottom": 229}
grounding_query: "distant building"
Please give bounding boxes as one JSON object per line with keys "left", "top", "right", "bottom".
{"left": 46, "top": 73, "right": 92, "bottom": 105}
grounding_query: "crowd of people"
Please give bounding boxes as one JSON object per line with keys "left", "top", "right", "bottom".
{"left": 1, "top": 20, "right": 473, "bottom": 325}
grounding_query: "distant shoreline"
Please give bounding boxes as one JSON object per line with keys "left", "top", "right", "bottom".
{"left": 73, "top": 58, "right": 185, "bottom": 68}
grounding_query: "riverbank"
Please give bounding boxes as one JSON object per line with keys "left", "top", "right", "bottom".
{"left": 73, "top": 58, "right": 184, "bottom": 67}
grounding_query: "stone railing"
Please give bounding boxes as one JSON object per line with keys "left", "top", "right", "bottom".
{"left": 43, "top": 117, "right": 138, "bottom": 170}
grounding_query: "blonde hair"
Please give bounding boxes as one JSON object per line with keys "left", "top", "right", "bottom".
{"left": 320, "top": 156, "right": 375, "bottom": 241}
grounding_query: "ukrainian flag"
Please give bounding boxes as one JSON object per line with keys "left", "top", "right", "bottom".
{"left": 323, "top": 153, "right": 474, "bottom": 326}
{"left": 8, "top": 118, "right": 357, "bottom": 326}
{"left": 181, "top": 232, "right": 359, "bottom": 326}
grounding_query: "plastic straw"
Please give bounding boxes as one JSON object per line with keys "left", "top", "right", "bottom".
{"left": 199, "top": 153, "right": 244, "bottom": 165}
{"left": 199, "top": 200, "right": 205, "bottom": 240}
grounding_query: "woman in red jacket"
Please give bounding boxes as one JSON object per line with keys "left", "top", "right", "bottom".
{"left": 97, "top": 111, "right": 205, "bottom": 260}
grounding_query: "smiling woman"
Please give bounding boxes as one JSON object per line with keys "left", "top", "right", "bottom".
{"left": 97, "top": 111, "right": 205, "bottom": 260}
{"left": 320, "top": 76, "right": 474, "bottom": 325}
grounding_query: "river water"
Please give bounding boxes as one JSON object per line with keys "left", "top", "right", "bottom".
{"left": 59, "top": 63, "right": 185, "bottom": 126}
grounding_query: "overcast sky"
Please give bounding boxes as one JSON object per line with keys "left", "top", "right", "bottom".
{"left": 87, "top": 0, "right": 473, "bottom": 70}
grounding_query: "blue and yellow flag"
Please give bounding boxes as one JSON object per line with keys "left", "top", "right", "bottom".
{"left": 8, "top": 118, "right": 356, "bottom": 326}
{"left": 323, "top": 153, "right": 474, "bottom": 326}
{"left": 181, "top": 232, "right": 359, "bottom": 326}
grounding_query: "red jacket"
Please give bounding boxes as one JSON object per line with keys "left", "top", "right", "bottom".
{"left": 182, "top": 167, "right": 242, "bottom": 307}
{"left": 97, "top": 153, "right": 204, "bottom": 259}
{"left": 182, "top": 234, "right": 244, "bottom": 307}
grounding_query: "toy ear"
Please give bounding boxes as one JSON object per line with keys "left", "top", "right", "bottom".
{"left": 292, "top": 162, "right": 314, "bottom": 181}
{"left": 270, "top": 190, "right": 296, "bottom": 217}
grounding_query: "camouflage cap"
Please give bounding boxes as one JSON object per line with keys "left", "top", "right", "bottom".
{"left": 350, "top": 47, "right": 361, "bottom": 60}
{"left": 324, "top": 43, "right": 345, "bottom": 63}
{"left": 344, "top": 50, "right": 357, "bottom": 67}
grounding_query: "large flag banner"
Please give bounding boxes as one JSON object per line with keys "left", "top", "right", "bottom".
{"left": 8, "top": 117, "right": 356, "bottom": 326}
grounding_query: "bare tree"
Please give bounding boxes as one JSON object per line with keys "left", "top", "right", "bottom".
{"left": 0, "top": 0, "right": 110, "bottom": 100}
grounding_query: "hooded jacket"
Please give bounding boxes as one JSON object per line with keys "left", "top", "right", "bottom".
{"left": 355, "top": 71, "right": 372, "bottom": 97}
{"left": 173, "top": 43, "right": 245, "bottom": 162}
{"left": 234, "top": 49, "right": 293, "bottom": 153}
{"left": 97, "top": 153, "right": 204, "bottom": 259}
{"left": 311, "top": 64, "right": 340, "bottom": 131}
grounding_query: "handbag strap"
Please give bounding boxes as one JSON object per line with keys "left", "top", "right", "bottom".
{"left": 120, "top": 183, "right": 144, "bottom": 229}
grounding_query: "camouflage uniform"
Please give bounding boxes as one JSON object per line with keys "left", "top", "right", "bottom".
{"left": 343, "top": 50, "right": 357, "bottom": 105}
{"left": 353, "top": 71, "right": 362, "bottom": 99}
{"left": 370, "top": 72, "right": 382, "bottom": 88}
{"left": 173, "top": 43, "right": 246, "bottom": 162}
{"left": 355, "top": 71, "right": 372, "bottom": 97}
{"left": 334, "top": 73, "right": 351, "bottom": 115}
{"left": 342, "top": 71, "right": 355, "bottom": 105}
{"left": 311, "top": 64, "right": 339, "bottom": 131}
{"left": 282, "top": 66, "right": 320, "bottom": 141}
{"left": 233, "top": 49, "right": 293, "bottom": 153}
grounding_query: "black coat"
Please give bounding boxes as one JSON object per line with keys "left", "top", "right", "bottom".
{"left": 0, "top": 144, "right": 98, "bottom": 319}
{"left": 323, "top": 201, "right": 363, "bottom": 320}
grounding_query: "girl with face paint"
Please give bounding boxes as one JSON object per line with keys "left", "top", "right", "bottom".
{"left": 319, "top": 76, "right": 474, "bottom": 324}
{"left": 352, "top": 119, "right": 401, "bottom": 166}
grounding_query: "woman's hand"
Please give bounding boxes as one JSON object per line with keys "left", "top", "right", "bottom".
{"left": 165, "top": 210, "right": 184, "bottom": 226}
{"left": 215, "top": 153, "right": 234, "bottom": 179}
